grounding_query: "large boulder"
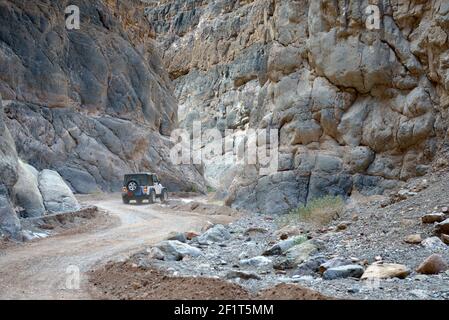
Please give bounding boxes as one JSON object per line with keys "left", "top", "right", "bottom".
{"left": 155, "top": 240, "right": 202, "bottom": 261}
{"left": 323, "top": 265, "right": 365, "bottom": 280}
{"left": 38, "top": 170, "right": 80, "bottom": 213}
{"left": 416, "top": 254, "right": 448, "bottom": 275}
{"left": 13, "top": 160, "right": 45, "bottom": 217}
{"left": 361, "top": 263, "right": 410, "bottom": 280}
{"left": 196, "top": 224, "right": 231, "bottom": 245}
{"left": 263, "top": 235, "right": 308, "bottom": 256}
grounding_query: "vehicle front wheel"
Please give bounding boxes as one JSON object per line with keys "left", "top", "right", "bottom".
{"left": 122, "top": 198, "right": 130, "bottom": 204}
{"left": 148, "top": 190, "right": 156, "bottom": 204}
{"left": 160, "top": 189, "right": 168, "bottom": 203}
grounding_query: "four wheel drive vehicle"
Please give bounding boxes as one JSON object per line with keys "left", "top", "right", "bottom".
{"left": 122, "top": 173, "right": 168, "bottom": 204}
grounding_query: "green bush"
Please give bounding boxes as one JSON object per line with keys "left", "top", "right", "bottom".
{"left": 285, "top": 195, "right": 345, "bottom": 226}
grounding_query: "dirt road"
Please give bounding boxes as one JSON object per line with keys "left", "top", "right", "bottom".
{"left": 0, "top": 196, "right": 230, "bottom": 300}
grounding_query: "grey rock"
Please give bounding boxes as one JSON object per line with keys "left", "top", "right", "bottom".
{"left": 166, "top": 232, "right": 187, "bottom": 243}
{"left": 239, "top": 256, "right": 273, "bottom": 268}
{"left": 197, "top": 224, "right": 231, "bottom": 244}
{"left": 146, "top": 247, "right": 165, "bottom": 261}
{"left": 263, "top": 235, "right": 308, "bottom": 256}
{"left": 38, "top": 170, "right": 81, "bottom": 213}
{"left": 295, "top": 256, "right": 327, "bottom": 276}
{"left": 155, "top": 240, "right": 202, "bottom": 261}
{"left": 323, "top": 265, "right": 365, "bottom": 280}
{"left": 284, "top": 239, "right": 325, "bottom": 266}
{"left": 319, "top": 257, "right": 353, "bottom": 274}
{"left": 422, "top": 237, "right": 447, "bottom": 251}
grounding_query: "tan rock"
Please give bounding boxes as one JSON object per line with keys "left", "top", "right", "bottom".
{"left": 274, "top": 225, "right": 303, "bottom": 240}
{"left": 435, "top": 219, "right": 449, "bottom": 235}
{"left": 441, "top": 234, "right": 449, "bottom": 245}
{"left": 422, "top": 213, "right": 445, "bottom": 224}
{"left": 416, "top": 254, "right": 448, "bottom": 275}
{"left": 361, "top": 263, "right": 410, "bottom": 280}
{"left": 185, "top": 231, "right": 200, "bottom": 240}
{"left": 404, "top": 234, "right": 422, "bottom": 244}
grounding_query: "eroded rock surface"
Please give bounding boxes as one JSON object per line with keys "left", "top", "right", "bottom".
{"left": 0, "top": 0, "right": 205, "bottom": 194}
{"left": 146, "top": 0, "right": 449, "bottom": 213}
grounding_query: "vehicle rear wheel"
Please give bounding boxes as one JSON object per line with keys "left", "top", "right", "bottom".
{"left": 148, "top": 190, "right": 156, "bottom": 204}
{"left": 127, "top": 180, "right": 138, "bottom": 192}
{"left": 160, "top": 189, "right": 168, "bottom": 203}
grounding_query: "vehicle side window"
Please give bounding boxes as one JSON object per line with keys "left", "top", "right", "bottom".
{"left": 154, "top": 175, "right": 159, "bottom": 184}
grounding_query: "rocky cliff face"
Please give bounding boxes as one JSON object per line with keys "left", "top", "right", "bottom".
{"left": 0, "top": 0, "right": 205, "bottom": 194}
{"left": 146, "top": 0, "right": 449, "bottom": 213}
{"left": 0, "top": 0, "right": 207, "bottom": 238}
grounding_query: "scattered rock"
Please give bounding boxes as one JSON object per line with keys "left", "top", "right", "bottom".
{"left": 319, "top": 257, "right": 353, "bottom": 274}
{"left": 243, "top": 227, "right": 268, "bottom": 237}
{"left": 197, "top": 224, "right": 231, "bottom": 244}
{"left": 421, "top": 236, "right": 447, "bottom": 251}
{"left": 404, "top": 234, "right": 422, "bottom": 244}
{"left": 166, "top": 232, "right": 187, "bottom": 243}
{"left": 239, "top": 256, "right": 273, "bottom": 268}
{"left": 225, "top": 270, "right": 261, "bottom": 281}
{"left": 274, "top": 225, "right": 303, "bottom": 240}
{"left": 263, "top": 236, "right": 308, "bottom": 256}
{"left": 295, "top": 256, "right": 327, "bottom": 276}
{"left": 409, "top": 289, "right": 430, "bottom": 299}
{"left": 422, "top": 213, "right": 445, "bottom": 224}
{"left": 336, "top": 223, "right": 348, "bottom": 231}
{"left": 323, "top": 265, "right": 365, "bottom": 280}
{"left": 361, "top": 263, "right": 410, "bottom": 280}
{"left": 435, "top": 219, "right": 449, "bottom": 235}
{"left": 441, "top": 234, "right": 449, "bottom": 245}
{"left": 284, "top": 239, "right": 324, "bottom": 266}
{"left": 201, "top": 221, "right": 214, "bottom": 232}
{"left": 185, "top": 231, "right": 200, "bottom": 240}
{"left": 155, "top": 240, "right": 202, "bottom": 261}
{"left": 348, "top": 286, "right": 360, "bottom": 294}
{"left": 146, "top": 247, "right": 165, "bottom": 261}
{"left": 416, "top": 254, "right": 448, "bottom": 275}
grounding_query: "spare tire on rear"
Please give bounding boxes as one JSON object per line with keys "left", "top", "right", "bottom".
{"left": 127, "top": 180, "right": 139, "bottom": 192}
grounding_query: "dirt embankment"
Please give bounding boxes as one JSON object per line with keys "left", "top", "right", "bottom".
{"left": 89, "top": 261, "right": 331, "bottom": 300}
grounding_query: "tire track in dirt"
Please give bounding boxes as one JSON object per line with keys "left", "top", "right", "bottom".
{"left": 0, "top": 197, "right": 226, "bottom": 299}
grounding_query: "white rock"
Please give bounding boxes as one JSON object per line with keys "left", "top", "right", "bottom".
{"left": 38, "top": 169, "right": 80, "bottom": 213}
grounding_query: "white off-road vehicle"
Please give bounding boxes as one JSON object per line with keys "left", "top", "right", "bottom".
{"left": 122, "top": 173, "right": 168, "bottom": 204}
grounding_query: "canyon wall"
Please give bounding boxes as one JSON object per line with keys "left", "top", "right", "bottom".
{"left": 0, "top": 0, "right": 205, "bottom": 194}
{"left": 0, "top": 0, "right": 206, "bottom": 238}
{"left": 146, "top": 0, "right": 449, "bottom": 213}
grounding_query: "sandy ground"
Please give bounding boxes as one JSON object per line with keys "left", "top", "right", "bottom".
{"left": 0, "top": 195, "right": 233, "bottom": 300}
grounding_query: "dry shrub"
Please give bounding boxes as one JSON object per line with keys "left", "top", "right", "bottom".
{"left": 286, "top": 196, "right": 345, "bottom": 226}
